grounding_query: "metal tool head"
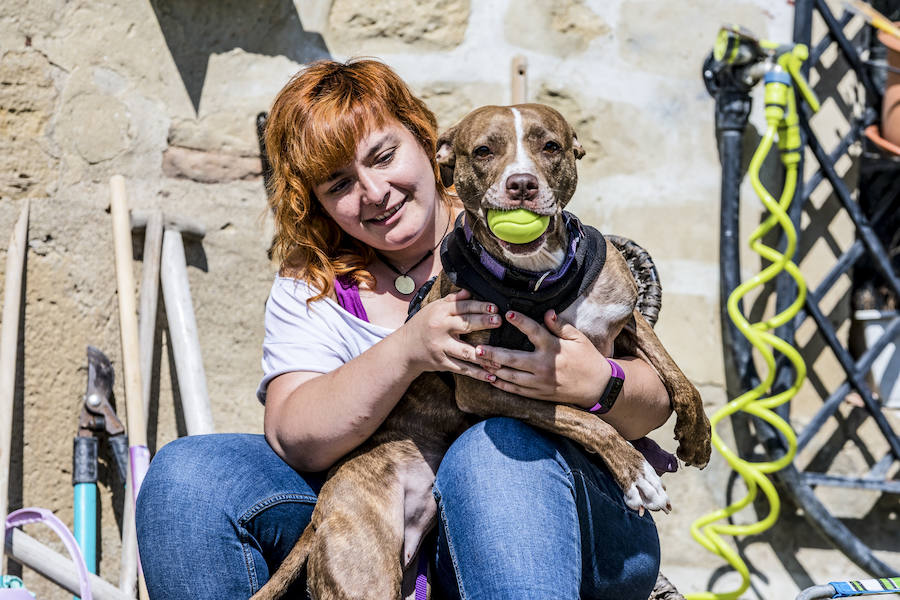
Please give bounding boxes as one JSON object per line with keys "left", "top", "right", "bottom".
{"left": 85, "top": 346, "right": 114, "bottom": 408}
{"left": 79, "top": 346, "right": 124, "bottom": 437}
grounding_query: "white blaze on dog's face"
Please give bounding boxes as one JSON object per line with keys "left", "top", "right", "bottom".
{"left": 436, "top": 104, "right": 585, "bottom": 268}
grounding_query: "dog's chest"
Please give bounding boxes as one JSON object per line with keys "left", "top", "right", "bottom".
{"left": 561, "top": 293, "right": 633, "bottom": 354}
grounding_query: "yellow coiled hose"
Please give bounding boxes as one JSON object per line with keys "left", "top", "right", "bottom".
{"left": 687, "top": 54, "right": 816, "bottom": 600}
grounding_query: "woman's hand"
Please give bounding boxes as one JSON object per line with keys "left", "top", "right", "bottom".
{"left": 400, "top": 288, "right": 501, "bottom": 382}
{"left": 475, "top": 309, "right": 673, "bottom": 439}
{"left": 474, "top": 309, "right": 608, "bottom": 408}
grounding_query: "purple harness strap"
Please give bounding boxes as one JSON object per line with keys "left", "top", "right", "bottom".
{"left": 461, "top": 213, "right": 581, "bottom": 290}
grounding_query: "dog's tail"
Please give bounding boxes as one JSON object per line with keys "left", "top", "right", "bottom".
{"left": 250, "top": 524, "right": 315, "bottom": 600}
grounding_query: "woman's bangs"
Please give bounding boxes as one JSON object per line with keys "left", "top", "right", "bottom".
{"left": 296, "top": 99, "right": 390, "bottom": 187}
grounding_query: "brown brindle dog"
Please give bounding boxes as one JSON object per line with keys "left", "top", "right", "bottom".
{"left": 252, "top": 104, "right": 711, "bottom": 600}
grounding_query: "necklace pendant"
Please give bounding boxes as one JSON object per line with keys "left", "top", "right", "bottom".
{"left": 394, "top": 275, "right": 416, "bottom": 295}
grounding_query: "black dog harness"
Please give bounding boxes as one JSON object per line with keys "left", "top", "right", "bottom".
{"left": 406, "top": 212, "right": 679, "bottom": 476}
{"left": 439, "top": 211, "right": 606, "bottom": 351}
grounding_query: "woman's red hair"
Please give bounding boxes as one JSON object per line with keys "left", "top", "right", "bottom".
{"left": 265, "top": 58, "right": 449, "bottom": 302}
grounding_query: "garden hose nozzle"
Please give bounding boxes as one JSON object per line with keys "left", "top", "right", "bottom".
{"left": 710, "top": 25, "right": 825, "bottom": 101}
{"left": 714, "top": 25, "right": 764, "bottom": 66}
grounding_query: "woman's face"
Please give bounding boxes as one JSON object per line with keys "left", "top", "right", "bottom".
{"left": 312, "top": 119, "right": 439, "bottom": 256}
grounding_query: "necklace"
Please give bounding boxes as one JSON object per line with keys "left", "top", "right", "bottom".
{"left": 374, "top": 211, "right": 452, "bottom": 295}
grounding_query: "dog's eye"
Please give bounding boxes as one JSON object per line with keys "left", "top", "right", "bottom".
{"left": 472, "top": 146, "right": 492, "bottom": 158}
{"left": 543, "top": 141, "right": 562, "bottom": 154}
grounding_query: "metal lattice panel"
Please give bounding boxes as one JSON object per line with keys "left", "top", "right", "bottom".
{"left": 716, "top": 0, "right": 900, "bottom": 578}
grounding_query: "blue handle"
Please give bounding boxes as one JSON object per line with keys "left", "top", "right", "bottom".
{"left": 73, "top": 482, "right": 97, "bottom": 600}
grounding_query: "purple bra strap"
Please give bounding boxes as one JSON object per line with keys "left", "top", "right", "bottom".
{"left": 334, "top": 276, "right": 369, "bottom": 322}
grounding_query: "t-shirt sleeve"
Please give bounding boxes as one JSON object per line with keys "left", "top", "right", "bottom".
{"left": 257, "top": 279, "right": 354, "bottom": 403}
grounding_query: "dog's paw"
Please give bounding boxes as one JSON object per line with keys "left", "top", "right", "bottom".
{"left": 676, "top": 439, "right": 711, "bottom": 470}
{"left": 673, "top": 403, "right": 712, "bottom": 469}
{"left": 623, "top": 459, "right": 671, "bottom": 515}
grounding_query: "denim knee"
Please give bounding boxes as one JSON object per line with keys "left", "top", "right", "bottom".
{"left": 137, "top": 434, "right": 320, "bottom": 521}
{"left": 136, "top": 434, "right": 322, "bottom": 599}
{"left": 443, "top": 416, "right": 557, "bottom": 468}
{"left": 435, "top": 417, "right": 570, "bottom": 500}
{"left": 138, "top": 435, "right": 235, "bottom": 509}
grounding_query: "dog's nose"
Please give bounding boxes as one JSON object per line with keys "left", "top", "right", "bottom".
{"left": 505, "top": 173, "right": 539, "bottom": 201}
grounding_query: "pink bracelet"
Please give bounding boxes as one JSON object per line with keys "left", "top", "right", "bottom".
{"left": 588, "top": 358, "right": 624, "bottom": 414}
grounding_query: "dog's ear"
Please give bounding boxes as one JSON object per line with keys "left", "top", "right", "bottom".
{"left": 572, "top": 132, "right": 586, "bottom": 160}
{"left": 436, "top": 126, "right": 457, "bottom": 188}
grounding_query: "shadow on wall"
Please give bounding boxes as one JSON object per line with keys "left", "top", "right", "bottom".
{"left": 149, "top": 0, "right": 331, "bottom": 112}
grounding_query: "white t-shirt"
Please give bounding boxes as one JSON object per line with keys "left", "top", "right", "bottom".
{"left": 256, "top": 276, "right": 392, "bottom": 403}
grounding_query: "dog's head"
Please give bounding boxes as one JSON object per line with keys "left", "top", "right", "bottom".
{"left": 436, "top": 104, "right": 585, "bottom": 262}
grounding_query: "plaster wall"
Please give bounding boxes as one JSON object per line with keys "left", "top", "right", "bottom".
{"left": 0, "top": 0, "right": 896, "bottom": 598}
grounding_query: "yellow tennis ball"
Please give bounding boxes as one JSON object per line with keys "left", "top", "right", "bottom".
{"left": 486, "top": 209, "right": 550, "bottom": 244}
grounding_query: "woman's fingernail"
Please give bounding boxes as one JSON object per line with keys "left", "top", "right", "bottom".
{"left": 486, "top": 373, "right": 496, "bottom": 382}
{"left": 550, "top": 311, "right": 557, "bottom": 321}
{"left": 487, "top": 304, "right": 496, "bottom": 313}
{"left": 490, "top": 315, "right": 500, "bottom": 324}
{"left": 476, "top": 346, "right": 484, "bottom": 356}
{"left": 506, "top": 311, "right": 515, "bottom": 320}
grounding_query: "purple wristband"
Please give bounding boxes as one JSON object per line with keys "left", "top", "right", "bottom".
{"left": 588, "top": 358, "right": 624, "bottom": 414}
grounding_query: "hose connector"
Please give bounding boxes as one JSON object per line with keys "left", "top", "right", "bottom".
{"left": 764, "top": 70, "right": 791, "bottom": 125}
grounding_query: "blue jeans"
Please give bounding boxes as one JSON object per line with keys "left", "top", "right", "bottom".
{"left": 136, "top": 418, "right": 660, "bottom": 599}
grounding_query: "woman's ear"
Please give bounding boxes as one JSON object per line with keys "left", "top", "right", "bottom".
{"left": 436, "top": 126, "right": 457, "bottom": 188}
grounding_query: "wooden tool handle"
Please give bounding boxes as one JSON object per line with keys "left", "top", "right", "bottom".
{"left": 109, "top": 176, "right": 147, "bottom": 449}
{"left": 0, "top": 199, "right": 29, "bottom": 573}
{"left": 511, "top": 55, "right": 528, "bottom": 104}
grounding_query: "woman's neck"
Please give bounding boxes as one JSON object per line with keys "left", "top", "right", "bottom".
{"left": 378, "top": 201, "right": 454, "bottom": 271}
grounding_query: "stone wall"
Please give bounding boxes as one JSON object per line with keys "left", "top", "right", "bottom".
{"left": 0, "top": 0, "right": 894, "bottom": 598}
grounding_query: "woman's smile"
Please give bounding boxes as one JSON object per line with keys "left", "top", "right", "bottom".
{"left": 367, "top": 198, "right": 407, "bottom": 225}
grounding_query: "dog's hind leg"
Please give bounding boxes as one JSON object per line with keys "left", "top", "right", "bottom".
{"left": 306, "top": 507, "right": 404, "bottom": 600}
{"left": 302, "top": 458, "right": 409, "bottom": 600}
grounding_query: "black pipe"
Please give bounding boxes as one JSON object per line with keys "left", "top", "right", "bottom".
{"left": 712, "top": 72, "right": 760, "bottom": 399}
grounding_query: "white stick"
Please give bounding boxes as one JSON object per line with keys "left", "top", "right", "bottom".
{"left": 160, "top": 229, "right": 214, "bottom": 435}
{"left": 0, "top": 199, "right": 29, "bottom": 574}
{"left": 6, "top": 528, "right": 134, "bottom": 600}
{"left": 117, "top": 209, "right": 161, "bottom": 596}
{"left": 511, "top": 55, "right": 527, "bottom": 104}
{"left": 138, "top": 209, "right": 163, "bottom": 423}
{"left": 109, "top": 175, "right": 150, "bottom": 600}
{"left": 110, "top": 176, "right": 148, "bottom": 450}
{"left": 117, "top": 464, "right": 137, "bottom": 595}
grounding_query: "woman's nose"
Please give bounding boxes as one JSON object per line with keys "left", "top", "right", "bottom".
{"left": 357, "top": 169, "right": 390, "bottom": 205}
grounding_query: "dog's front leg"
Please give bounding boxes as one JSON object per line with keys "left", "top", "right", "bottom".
{"left": 616, "top": 310, "right": 711, "bottom": 469}
{"left": 454, "top": 377, "right": 669, "bottom": 513}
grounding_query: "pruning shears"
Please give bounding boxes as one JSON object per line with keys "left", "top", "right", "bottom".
{"left": 73, "top": 346, "right": 129, "bottom": 583}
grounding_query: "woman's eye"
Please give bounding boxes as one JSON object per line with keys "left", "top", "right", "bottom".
{"left": 473, "top": 146, "right": 492, "bottom": 158}
{"left": 376, "top": 150, "right": 395, "bottom": 165}
{"left": 543, "top": 141, "right": 562, "bottom": 153}
{"left": 328, "top": 179, "right": 350, "bottom": 195}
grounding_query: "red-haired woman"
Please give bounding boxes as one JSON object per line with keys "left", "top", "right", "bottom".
{"left": 136, "top": 59, "right": 672, "bottom": 599}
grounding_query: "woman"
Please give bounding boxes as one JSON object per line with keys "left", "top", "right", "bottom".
{"left": 136, "top": 59, "right": 671, "bottom": 600}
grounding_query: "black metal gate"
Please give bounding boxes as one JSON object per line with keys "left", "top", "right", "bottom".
{"left": 716, "top": 0, "right": 900, "bottom": 577}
